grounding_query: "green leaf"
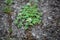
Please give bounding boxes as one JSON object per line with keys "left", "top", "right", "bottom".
{"left": 18, "top": 22, "right": 23, "bottom": 28}
{"left": 14, "top": 20, "right": 18, "bottom": 24}
{"left": 5, "top": 0, "right": 13, "bottom": 5}
{"left": 3, "top": 6, "right": 11, "bottom": 13}
{"left": 24, "top": 26, "right": 28, "bottom": 30}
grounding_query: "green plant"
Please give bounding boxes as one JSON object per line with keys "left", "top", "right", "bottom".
{"left": 14, "top": 2, "right": 42, "bottom": 29}
{"left": 3, "top": 6, "right": 12, "bottom": 13}
{"left": 3, "top": 0, "right": 13, "bottom": 37}
{"left": 5, "top": 0, "right": 13, "bottom": 5}
{"left": 3, "top": 0, "right": 13, "bottom": 13}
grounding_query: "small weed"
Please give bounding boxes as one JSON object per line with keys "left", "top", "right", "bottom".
{"left": 3, "top": 6, "right": 12, "bottom": 13}
{"left": 5, "top": 0, "right": 13, "bottom": 5}
{"left": 3, "top": 0, "right": 13, "bottom": 14}
{"left": 3, "top": 0, "right": 13, "bottom": 37}
{"left": 14, "top": 2, "right": 42, "bottom": 30}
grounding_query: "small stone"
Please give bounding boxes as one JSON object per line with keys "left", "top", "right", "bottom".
{"left": 42, "top": 34, "right": 47, "bottom": 36}
{"left": 32, "top": 33, "right": 36, "bottom": 36}
{"left": 36, "top": 35, "right": 39, "bottom": 38}
{"left": 48, "top": 16, "right": 52, "bottom": 20}
{"left": 21, "top": 27, "right": 24, "bottom": 30}
{"left": 43, "top": 10, "right": 47, "bottom": 13}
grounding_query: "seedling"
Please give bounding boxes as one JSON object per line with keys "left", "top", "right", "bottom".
{"left": 3, "top": 6, "right": 12, "bottom": 14}
{"left": 3, "top": 0, "right": 13, "bottom": 38}
{"left": 3, "top": 0, "right": 13, "bottom": 14}
{"left": 5, "top": 0, "right": 13, "bottom": 5}
{"left": 14, "top": 1, "right": 42, "bottom": 30}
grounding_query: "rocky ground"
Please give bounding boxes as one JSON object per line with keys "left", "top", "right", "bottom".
{"left": 0, "top": 0, "right": 60, "bottom": 40}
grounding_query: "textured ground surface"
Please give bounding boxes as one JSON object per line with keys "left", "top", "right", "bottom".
{"left": 0, "top": 0, "right": 60, "bottom": 40}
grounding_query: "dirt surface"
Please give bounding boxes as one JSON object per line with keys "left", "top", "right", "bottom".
{"left": 0, "top": 0, "right": 60, "bottom": 40}
{"left": 41, "top": 0, "right": 60, "bottom": 40}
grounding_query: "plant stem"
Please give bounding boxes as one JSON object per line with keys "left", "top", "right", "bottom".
{"left": 7, "top": 13, "right": 12, "bottom": 37}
